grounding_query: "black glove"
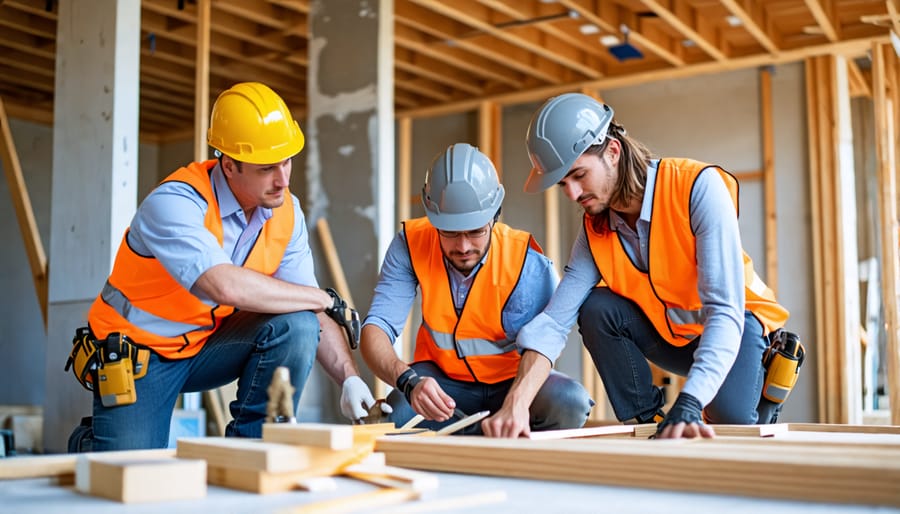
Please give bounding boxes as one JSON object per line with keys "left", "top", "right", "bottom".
{"left": 324, "top": 288, "right": 360, "bottom": 349}
{"left": 654, "top": 392, "right": 704, "bottom": 437}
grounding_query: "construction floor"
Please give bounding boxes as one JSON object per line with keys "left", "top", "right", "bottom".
{"left": 4, "top": 470, "right": 899, "bottom": 514}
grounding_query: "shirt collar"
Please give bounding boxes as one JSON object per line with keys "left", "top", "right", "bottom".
{"left": 609, "top": 159, "right": 659, "bottom": 231}
{"left": 210, "top": 162, "right": 274, "bottom": 223}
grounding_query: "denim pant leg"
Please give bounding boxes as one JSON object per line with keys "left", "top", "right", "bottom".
{"left": 578, "top": 287, "right": 693, "bottom": 422}
{"left": 90, "top": 352, "right": 188, "bottom": 451}
{"left": 529, "top": 370, "right": 593, "bottom": 431}
{"left": 184, "top": 310, "right": 320, "bottom": 438}
{"left": 704, "top": 313, "right": 767, "bottom": 424}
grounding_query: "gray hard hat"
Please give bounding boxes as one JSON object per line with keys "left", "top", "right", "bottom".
{"left": 524, "top": 93, "right": 615, "bottom": 193}
{"left": 422, "top": 143, "right": 505, "bottom": 231}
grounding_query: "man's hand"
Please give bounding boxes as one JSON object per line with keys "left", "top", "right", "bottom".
{"left": 654, "top": 392, "right": 716, "bottom": 439}
{"left": 396, "top": 369, "right": 455, "bottom": 421}
{"left": 481, "top": 401, "right": 530, "bottom": 438}
{"left": 340, "top": 376, "right": 378, "bottom": 421}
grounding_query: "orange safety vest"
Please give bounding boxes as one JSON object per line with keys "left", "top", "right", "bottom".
{"left": 405, "top": 217, "right": 542, "bottom": 383}
{"left": 585, "top": 158, "right": 789, "bottom": 346}
{"left": 88, "top": 160, "right": 295, "bottom": 358}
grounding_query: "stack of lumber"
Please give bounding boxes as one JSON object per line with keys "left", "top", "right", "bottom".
{"left": 375, "top": 423, "right": 900, "bottom": 508}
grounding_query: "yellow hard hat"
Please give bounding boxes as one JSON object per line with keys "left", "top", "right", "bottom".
{"left": 207, "top": 82, "right": 305, "bottom": 164}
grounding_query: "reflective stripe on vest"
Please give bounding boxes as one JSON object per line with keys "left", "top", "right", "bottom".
{"left": 586, "top": 158, "right": 789, "bottom": 346}
{"left": 405, "top": 217, "right": 541, "bottom": 383}
{"left": 87, "top": 160, "right": 294, "bottom": 359}
{"left": 421, "top": 319, "right": 518, "bottom": 356}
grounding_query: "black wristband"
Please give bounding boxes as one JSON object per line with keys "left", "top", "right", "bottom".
{"left": 395, "top": 368, "right": 422, "bottom": 403}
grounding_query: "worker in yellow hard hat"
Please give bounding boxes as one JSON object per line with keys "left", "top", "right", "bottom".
{"left": 67, "top": 82, "right": 381, "bottom": 451}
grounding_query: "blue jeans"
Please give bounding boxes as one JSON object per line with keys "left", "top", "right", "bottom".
{"left": 88, "top": 310, "right": 320, "bottom": 451}
{"left": 386, "top": 361, "right": 593, "bottom": 434}
{"left": 578, "top": 287, "right": 769, "bottom": 424}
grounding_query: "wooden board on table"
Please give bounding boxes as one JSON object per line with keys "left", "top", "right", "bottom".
{"left": 527, "top": 424, "right": 635, "bottom": 440}
{"left": 262, "top": 423, "right": 354, "bottom": 450}
{"left": 787, "top": 423, "right": 900, "bottom": 434}
{"left": 205, "top": 444, "right": 373, "bottom": 494}
{"left": 0, "top": 449, "right": 175, "bottom": 481}
{"left": 76, "top": 456, "right": 206, "bottom": 503}
{"left": 375, "top": 435, "right": 900, "bottom": 507}
{"left": 177, "top": 437, "right": 332, "bottom": 473}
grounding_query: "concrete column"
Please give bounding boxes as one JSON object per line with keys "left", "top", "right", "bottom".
{"left": 44, "top": 0, "right": 140, "bottom": 452}
{"left": 301, "top": 0, "right": 394, "bottom": 421}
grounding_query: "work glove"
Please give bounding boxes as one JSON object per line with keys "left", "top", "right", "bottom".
{"left": 340, "top": 376, "right": 392, "bottom": 421}
{"left": 654, "top": 392, "right": 704, "bottom": 437}
{"left": 324, "top": 288, "right": 361, "bottom": 349}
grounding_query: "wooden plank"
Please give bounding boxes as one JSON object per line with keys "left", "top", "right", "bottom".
{"left": 787, "top": 422, "right": 900, "bottom": 434}
{"left": 526, "top": 424, "right": 635, "bottom": 440}
{"left": 262, "top": 423, "right": 354, "bottom": 450}
{"left": 193, "top": 0, "right": 210, "bottom": 162}
{"left": 342, "top": 463, "right": 439, "bottom": 492}
{"left": 205, "top": 445, "right": 371, "bottom": 494}
{"left": 376, "top": 436, "right": 900, "bottom": 507}
{"left": 176, "top": 437, "right": 332, "bottom": 473}
{"left": 760, "top": 68, "right": 778, "bottom": 294}
{"left": 0, "top": 96, "right": 47, "bottom": 324}
{"left": 316, "top": 217, "right": 355, "bottom": 308}
{"left": 75, "top": 456, "right": 206, "bottom": 503}
{"left": 0, "top": 449, "right": 174, "bottom": 480}
{"left": 872, "top": 41, "right": 900, "bottom": 426}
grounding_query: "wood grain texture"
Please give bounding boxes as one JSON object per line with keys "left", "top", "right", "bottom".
{"left": 375, "top": 435, "right": 900, "bottom": 507}
{"left": 77, "top": 457, "right": 206, "bottom": 503}
{"left": 262, "top": 423, "right": 354, "bottom": 450}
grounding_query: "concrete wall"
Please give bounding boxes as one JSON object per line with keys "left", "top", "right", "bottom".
{"left": 0, "top": 118, "right": 158, "bottom": 409}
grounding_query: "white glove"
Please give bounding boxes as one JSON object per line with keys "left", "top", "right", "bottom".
{"left": 340, "top": 376, "right": 377, "bottom": 420}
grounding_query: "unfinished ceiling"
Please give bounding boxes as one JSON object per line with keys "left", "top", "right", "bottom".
{"left": 0, "top": 0, "right": 894, "bottom": 141}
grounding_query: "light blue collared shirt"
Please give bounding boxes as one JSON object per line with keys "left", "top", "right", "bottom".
{"left": 363, "top": 226, "right": 559, "bottom": 354}
{"left": 516, "top": 160, "right": 745, "bottom": 406}
{"left": 123, "top": 162, "right": 316, "bottom": 335}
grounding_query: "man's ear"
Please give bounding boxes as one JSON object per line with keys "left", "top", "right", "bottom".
{"left": 221, "top": 156, "right": 236, "bottom": 177}
{"left": 605, "top": 138, "right": 622, "bottom": 167}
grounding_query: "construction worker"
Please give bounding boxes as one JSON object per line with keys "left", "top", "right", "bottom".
{"left": 68, "top": 82, "right": 379, "bottom": 451}
{"left": 360, "top": 143, "right": 592, "bottom": 437}
{"left": 513, "top": 93, "right": 791, "bottom": 439}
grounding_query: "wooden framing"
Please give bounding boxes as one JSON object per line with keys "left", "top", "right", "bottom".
{"left": 871, "top": 41, "right": 900, "bottom": 425}
{"left": 0, "top": 97, "right": 47, "bottom": 325}
{"left": 760, "top": 68, "right": 779, "bottom": 294}
{"left": 805, "top": 54, "right": 863, "bottom": 424}
{"left": 192, "top": 0, "right": 210, "bottom": 163}
{"left": 375, "top": 434, "right": 900, "bottom": 507}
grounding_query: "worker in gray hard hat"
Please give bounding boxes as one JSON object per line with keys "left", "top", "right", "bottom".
{"left": 514, "top": 93, "right": 792, "bottom": 439}
{"left": 360, "top": 143, "right": 592, "bottom": 437}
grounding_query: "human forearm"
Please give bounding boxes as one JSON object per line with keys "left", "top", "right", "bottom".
{"left": 503, "top": 350, "right": 552, "bottom": 410}
{"left": 360, "top": 324, "right": 408, "bottom": 386}
{"left": 316, "top": 313, "right": 361, "bottom": 384}
{"left": 195, "top": 263, "right": 331, "bottom": 313}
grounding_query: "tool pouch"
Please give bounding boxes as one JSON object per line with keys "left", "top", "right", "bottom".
{"left": 761, "top": 329, "right": 806, "bottom": 404}
{"left": 64, "top": 327, "right": 151, "bottom": 407}
{"left": 65, "top": 327, "right": 102, "bottom": 392}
